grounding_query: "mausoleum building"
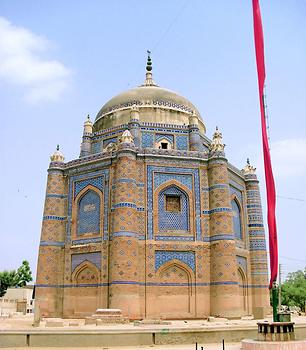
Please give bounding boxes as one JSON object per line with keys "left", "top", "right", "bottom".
{"left": 36, "top": 56, "right": 270, "bottom": 319}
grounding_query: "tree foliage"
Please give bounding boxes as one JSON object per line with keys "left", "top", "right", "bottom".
{"left": 281, "top": 268, "right": 306, "bottom": 312}
{"left": 0, "top": 260, "right": 33, "bottom": 297}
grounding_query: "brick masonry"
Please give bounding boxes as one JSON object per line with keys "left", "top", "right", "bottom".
{"left": 36, "top": 122, "right": 269, "bottom": 319}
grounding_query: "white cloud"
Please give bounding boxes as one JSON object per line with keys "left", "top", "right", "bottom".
{"left": 0, "top": 17, "right": 72, "bottom": 103}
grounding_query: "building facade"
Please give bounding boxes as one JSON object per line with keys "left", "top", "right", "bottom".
{"left": 35, "top": 56, "right": 270, "bottom": 319}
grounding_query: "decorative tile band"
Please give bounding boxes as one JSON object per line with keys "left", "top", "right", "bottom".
{"left": 250, "top": 239, "right": 267, "bottom": 251}
{"left": 202, "top": 207, "right": 231, "bottom": 215}
{"left": 40, "top": 241, "right": 65, "bottom": 247}
{"left": 43, "top": 215, "right": 66, "bottom": 221}
{"left": 112, "top": 202, "right": 137, "bottom": 209}
{"left": 111, "top": 231, "right": 138, "bottom": 239}
{"left": 248, "top": 223, "right": 264, "bottom": 228}
{"left": 249, "top": 230, "right": 265, "bottom": 237}
{"left": 208, "top": 184, "right": 229, "bottom": 191}
{"left": 46, "top": 194, "right": 67, "bottom": 199}
{"left": 209, "top": 234, "right": 234, "bottom": 242}
{"left": 113, "top": 178, "right": 136, "bottom": 185}
{"left": 36, "top": 281, "right": 268, "bottom": 288}
{"left": 210, "top": 281, "right": 239, "bottom": 286}
{"left": 155, "top": 236, "right": 195, "bottom": 241}
{"left": 72, "top": 237, "right": 102, "bottom": 245}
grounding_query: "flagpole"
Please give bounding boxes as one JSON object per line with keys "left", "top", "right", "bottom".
{"left": 252, "top": 0, "right": 279, "bottom": 321}
{"left": 262, "top": 91, "right": 278, "bottom": 322}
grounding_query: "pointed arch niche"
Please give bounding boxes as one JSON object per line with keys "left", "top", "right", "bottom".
{"left": 237, "top": 267, "right": 248, "bottom": 315}
{"left": 72, "top": 185, "right": 104, "bottom": 239}
{"left": 156, "top": 259, "right": 195, "bottom": 317}
{"left": 71, "top": 261, "right": 100, "bottom": 316}
{"left": 231, "top": 196, "right": 243, "bottom": 240}
{"left": 153, "top": 180, "right": 194, "bottom": 237}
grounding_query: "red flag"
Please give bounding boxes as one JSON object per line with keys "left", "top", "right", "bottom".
{"left": 252, "top": 0, "right": 278, "bottom": 289}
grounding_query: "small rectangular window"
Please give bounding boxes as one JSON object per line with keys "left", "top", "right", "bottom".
{"left": 165, "top": 195, "right": 181, "bottom": 212}
{"left": 161, "top": 142, "right": 168, "bottom": 149}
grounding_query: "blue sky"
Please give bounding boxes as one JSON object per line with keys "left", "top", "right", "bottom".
{"left": 0, "top": 1, "right": 305, "bottom": 280}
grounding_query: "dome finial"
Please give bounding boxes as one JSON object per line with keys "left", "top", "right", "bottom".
{"left": 146, "top": 50, "right": 152, "bottom": 72}
{"left": 50, "top": 144, "right": 65, "bottom": 163}
{"left": 142, "top": 50, "right": 158, "bottom": 87}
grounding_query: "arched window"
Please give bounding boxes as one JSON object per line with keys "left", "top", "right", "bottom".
{"left": 158, "top": 186, "right": 189, "bottom": 231}
{"left": 77, "top": 190, "right": 100, "bottom": 235}
{"left": 231, "top": 199, "right": 242, "bottom": 239}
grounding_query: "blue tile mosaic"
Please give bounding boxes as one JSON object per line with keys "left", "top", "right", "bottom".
{"left": 74, "top": 177, "right": 104, "bottom": 199}
{"left": 77, "top": 190, "right": 100, "bottom": 235}
{"left": 176, "top": 135, "right": 188, "bottom": 150}
{"left": 142, "top": 132, "right": 154, "bottom": 148}
{"left": 43, "top": 215, "right": 66, "bottom": 221}
{"left": 155, "top": 236, "right": 194, "bottom": 241}
{"left": 147, "top": 166, "right": 201, "bottom": 240}
{"left": 46, "top": 194, "right": 67, "bottom": 199}
{"left": 67, "top": 170, "right": 109, "bottom": 242}
{"left": 72, "top": 237, "right": 102, "bottom": 245}
{"left": 154, "top": 173, "right": 193, "bottom": 191}
{"left": 91, "top": 142, "right": 102, "bottom": 154}
{"left": 249, "top": 230, "right": 265, "bottom": 237}
{"left": 71, "top": 252, "right": 101, "bottom": 272}
{"left": 155, "top": 134, "right": 174, "bottom": 144}
{"left": 103, "top": 137, "right": 117, "bottom": 147}
{"left": 155, "top": 251, "right": 195, "bottom": 271}
{"left": 158, "top": 186, "right": 189, "bottom": 231}
{"left": 249, "top": 239, "right": 266, "bottom": 251}
{"left": 40, "top": 241, "right": 65, "bottom": 247}
{"left": 230, "top": 184, "right": 243, "bottom": 202}
{"left": 208, "top": 234, "right": 234, "bottom": 242}
{"left": 231, "top": 199, "right": 242, "bottom": 239}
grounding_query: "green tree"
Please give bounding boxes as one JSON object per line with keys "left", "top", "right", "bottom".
{"left": 281, "top": 268, "right": 306, "bottom": 312}
{"left": 15, "top": 260, "right": 32, "bottom": 287}
{"left": 0, "top": 270, "right": 16, "bottom": 297}
{"left": 0, "top": 261, "right": 33, "bottom": 297}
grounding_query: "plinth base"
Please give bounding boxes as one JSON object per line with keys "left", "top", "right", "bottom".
{"left": 242, "top": 339, "right": 306, "bottom": 350}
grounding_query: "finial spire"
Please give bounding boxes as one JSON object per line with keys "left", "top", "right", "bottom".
{"left": 50, "top": 144, "right": 65, "bottom": 163}
{"left": 242, "top": 158, "right": 256, "bottom": 175}
{"left": 209, "top": 126, "right": 225, "bottom": 155}
{"left": 141, "top": 50, "right": 158, "bottom": 87}
{"left": 146, "top": 50, "right": 152, "bottom": 72}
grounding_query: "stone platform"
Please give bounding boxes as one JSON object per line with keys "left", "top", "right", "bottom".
{"left": 1, "top": 315, "right": 306, "bottom": 348}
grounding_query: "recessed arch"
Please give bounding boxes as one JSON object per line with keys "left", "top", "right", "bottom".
{"left": 72, "top": 185, "right": 104, "bottom": 239}
{"left": 156, "top": 259, "right": 194, "bottom": 316}
{"left": 237, "top": 266, "right": 248, "bottom": 314}
{"left": 153, "top": 179, "right": 194, "bottom": 237}
{"left": 231, "top": 196, "right": 243, "bottom": 240}
{"left": 71, "top": 261, "right": 100, "bottom": 317}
